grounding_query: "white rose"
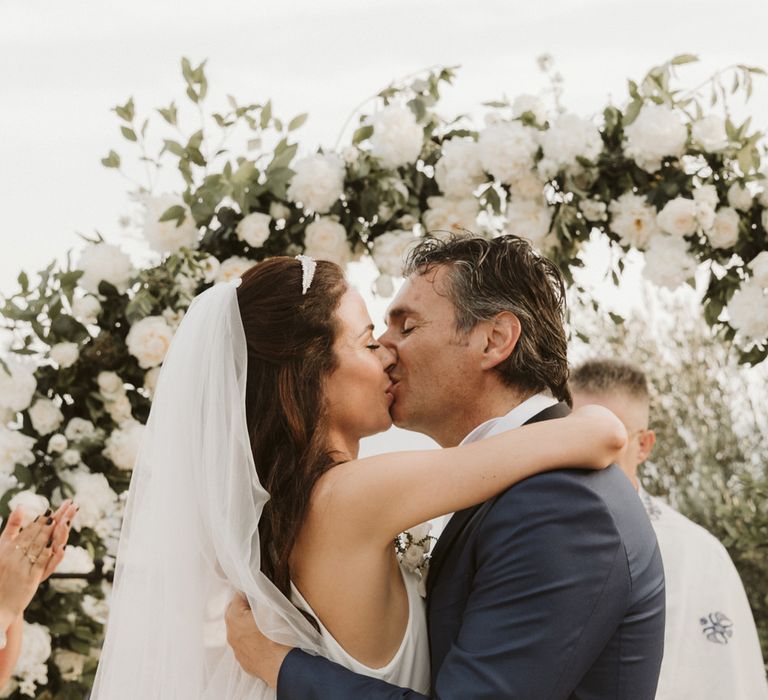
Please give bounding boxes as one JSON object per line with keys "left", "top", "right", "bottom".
{"left": 642, "top": 235, "right": 698, "bottom": 290}
{"left": 97, "top": 371, "right": 124, "bottom": 400}
{"left": 656, "top": 197, "right": 699, "bottom": 237}
{"left": 727, "top": 280, "right": 768, "bottom": 342}
{"left": 49, "top": 342, "right": 79, "bottom": 369}
{"left": 511, "top": 94, "right": 547, "bottom": 124}
{"left": 509, "top": 171, "right": 546, "bottom": 201}
{"left": 269, "top": 202, "right": 291, "bottom": 221}
{"left": 161, "top": 307, "right": 185, "bottom": 330}
{"left": 372, "top": 230, "right": 418, "bottom": 277}
{"left": 693, "top": 184, "right": 719, "bottom": 211}
{"left": 540, "top": 113, "right": 603, "bottom": 172}
{"left": 0, "top": 357, "right": 37, "bottom": 412}
{"left": 624, "top": 103, "right": 688, "bottom": 172}
{"left": 505, "top": 199, "right": 554, "bottom": 248}
{"left": 0, "top": 425, "right": 35, "bottom": 476}
{"left": 236, "top": 212, "right": 272, "bottom": 248}
{"left": 402, "top": 542, "right": 427, "bottom": 570}
{"left": 304, "top": 217, "right": 352, "bottom": 266}
{"left": 708, "top": 207, "right": 741, "bottom": 249}
{"left": 370, "top": 105, "right": 423, "bottom": 169}
{"left": 478, "top": 121, "right": 539, "bottom": 185}
{"left": 15, "top": 621, "right": 51, "bottom": 694}
{"left": 81, "top": 594, "right": 109, "bottom": 625}
{"left": 748, "top": 251, "right": 768, "bottom": 287}
{"left": 47, "top": 434, "right": 67, "bottom": 454}
{"left": 28, "top": 398, "right": 64, "bottom": 436}
{"left": 76, "top": 242, "right": 134, "bottom": 295}
{"left": 727, "top": 182, "right": 753, "bottom": 212}
{"left": 144, "top": 367, "right": 161, "bottom": 399}
{"left": 126, "top": 316, "right": 174, "bottom": 369}
{"left": 692, "top": 115, "right": 729, "bottom": 152}
{"left": 8, "top": 491, "right": 49, "bottom": 527}
{"left": 287, "top": 153, "right": 345, "bottom": 213}
{"left": 71, "top": 295, "right": 101, "bottom": 324}
{"left": 103, "top": 420, "right": 145, "bottom": 471}
{"left": 105, "top": 394, "right": 133, "bottom": 425}
{"left": 142, "top": 194, "right": 199, "bottom": 254}
{"left": 62, "top": 468, "right": 118, "bottom": 531}
{"left": 49, "top": 545, "right": 95, "bottom": 593}
{"left": 62, "top": 449, "right": 81, "bottom": 466}
{"left": 198, "top": 255, "right": 221, "bottom": 284}
{"left": 423, "top": 196, "right": 479, "bottom": 235}
{"left": 434, "top": 138, "right": 485, "bottom": 198}
{"left": 579, "top": 199, "right": 608, "bottom": 222}
{"left": 608, "top": 192, "right": 661, "bottom": 249}
{"left": 215, "top": 256, "right": 253, "bottom": 285}
{"left": 64, "top": 417, "right": 96, "bottom": 442}
{"left": 53, "top": 649, "right": 88, "bottom": 682}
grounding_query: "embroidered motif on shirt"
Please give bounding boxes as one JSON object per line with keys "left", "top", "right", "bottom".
{"left": 640, "top": 490, "right": 662, "bottom": 521}
{"left": 700, "top": 612, "right": 734, "bottom": 644}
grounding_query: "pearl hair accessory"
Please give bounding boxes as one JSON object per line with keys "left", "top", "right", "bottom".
{"left": 295, "top": 254, "right": 317, "bottom": 295}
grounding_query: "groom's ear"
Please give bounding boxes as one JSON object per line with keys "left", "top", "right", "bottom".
{"left": 478, "top": 312, "right": 521, "bottom": 370}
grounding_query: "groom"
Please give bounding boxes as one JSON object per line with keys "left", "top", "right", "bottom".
{"left": 226, "top": 234, "right": 666, "bottom": 698}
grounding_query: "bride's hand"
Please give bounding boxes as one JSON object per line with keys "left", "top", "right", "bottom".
{"left": 566, "top": 404, "right": 627, "bottom": 470}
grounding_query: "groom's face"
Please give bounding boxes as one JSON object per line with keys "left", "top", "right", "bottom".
{"left": 379, "top": 265, "right": 479, "bottom": 443}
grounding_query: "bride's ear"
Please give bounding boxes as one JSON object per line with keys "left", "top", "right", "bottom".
{"left": 479, "top": 312, "right": 521, "bottom": 370}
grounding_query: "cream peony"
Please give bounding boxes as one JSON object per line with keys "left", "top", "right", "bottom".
{"left": 511, "top": 94, "right": 547, "bottom": 124}
{"left": 0, "top": 358, "right": 37, "bottom": 412}
{"left": 692, "top": 115, "right": 729, "bottom": 152}
{"left": 748, "top": 251, "right": 768, "bottom": 287}
{"left": 623, "top": 103, "right": 687, "bottom": 172}
{"left": 608, "top": 192, "right": 661, "bottom": 249}
{"left": 126, "top": 315, "right": 174, "bottom": 369}
{"left": 303, "top": 217, "right": 352, "bottom": 265}
{"left": 370, "top": 105, "right": 423, "bottom": 169}
{"left": 8, "top": 490, "right": 49, "bottom": 526}
{"left": 478, "top": 121, "right": 539, "bottom": 185}
{"left": 236, "top": 212, "right": 272, "bottom": 248}
{"left": 103, "top": 420, "right": 145, "bottom": 471}
{"left": 422, "top": 196, "right": 479, "bottom": 235}
{"left": 505, "top": 199, "right": 554, "bottom": 248}
{"left": 726, "top": 182, "right": 753, "bottom": 212}
{"left": 49, "top": 342, "right": 79, "bottom": 368}
{"left": 215, "top": 256, "right": 253, "bottom": 285}
{"left": 142, "top": 195, "right": 199, "bottom": 254}
{"left": 656, "top": 197, "right": 699, "bottom": 237}
{"left": 71, "top": 295, "right": 101, "bottom": 324}
{"left": 727, "top": 280, "right": 768, "bottom": 342}
{"left": 434, "top": 138, "right": 485, "bottom": 198}
{"left": 28, "top": 398, "right": 64, "bottom": 436}
{"left": 0, "top": 424, "right": 35, "bottom": 475}
{"left": 76, "top": 242, "right": 134, "bottom": 295}
{"left": 372, "top": 230, "right": 418, "bottom": 277}
{"left": 642, "top": 235, "right": 698, "bottom": 290}
{"left": 539, "top": 113, "right": 603, "bottom": 171}
{"left": 708, "top": 207, "right": 741, "bottom": 249}
{"left": 287, "top": 152, "right": 345, "bottom": 213}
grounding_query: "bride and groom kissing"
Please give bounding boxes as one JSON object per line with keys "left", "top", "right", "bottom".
{"left": 91, "top": 234, "right": 665, "bottom": 699}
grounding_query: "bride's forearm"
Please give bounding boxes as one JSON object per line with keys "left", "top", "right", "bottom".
{"left": 0, "top": 614, "right": 23, "bottom": 688}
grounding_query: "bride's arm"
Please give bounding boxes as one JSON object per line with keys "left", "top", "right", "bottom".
{"left": 313, "top": 405, "right": 626, "bottom": 544}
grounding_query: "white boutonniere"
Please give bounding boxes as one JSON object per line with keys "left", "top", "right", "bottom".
{"left": 395, "top": 522, "right": 436, "bottom": 597}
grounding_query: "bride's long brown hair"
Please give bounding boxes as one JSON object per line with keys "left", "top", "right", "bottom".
{"left": 236, "top": 257, "right": 347, "bottom": 597}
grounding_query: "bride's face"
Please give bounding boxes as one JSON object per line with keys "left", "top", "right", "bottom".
{"left": 324, "top": 288, "right": 396, "bottom": 444}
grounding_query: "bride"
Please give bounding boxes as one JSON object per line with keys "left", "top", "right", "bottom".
{"left": 90, "top": 255, "right": 625, "bottom": 698}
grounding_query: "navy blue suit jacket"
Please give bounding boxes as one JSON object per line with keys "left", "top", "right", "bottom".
{"left": 277, "top": 403, "right": 666, "bottom": 699}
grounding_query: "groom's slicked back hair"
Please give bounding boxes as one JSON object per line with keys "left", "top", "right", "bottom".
{"left": 404, "top": 234, "right": 572, "bottom": 405}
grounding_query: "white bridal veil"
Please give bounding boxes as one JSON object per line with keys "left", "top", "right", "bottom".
{"left": 91, "top": 280, "right": 322, "bottom": 699}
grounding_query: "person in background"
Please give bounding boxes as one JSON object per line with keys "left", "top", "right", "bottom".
{"left": 570, "top": 358, "right": 768, "bottom": 699}
{"left": 0, "top": 500, "right": 77, "bottom": 688}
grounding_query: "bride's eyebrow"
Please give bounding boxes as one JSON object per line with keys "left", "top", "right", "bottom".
{"left": 357, "top": 324, "right": 375, "bottom": 338}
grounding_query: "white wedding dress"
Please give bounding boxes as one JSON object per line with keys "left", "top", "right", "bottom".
{"left": 290, "top": 566, "right": 431, "bottom": 693}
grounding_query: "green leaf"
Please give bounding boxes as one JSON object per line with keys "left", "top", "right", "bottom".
{"left": 17, "top": 271, "right": 29, "bottom": 293}
{"left": 162, "top": 140, "right": 185, "bottom": 157}
{"left": 101, "top": 150, "right": 121, "bottom": 169}
{"left": 288, "top": 113, "right": 308, "bottom": 132}
{"left": 50, "top": 314, "right": 89, "bottom": 343}
{"left": 158, "top": 205, "right": 187, "bottom": 223}
{"left": 120, "top": 126, "right": 137, "bottom": 142}
{"left": 157, "top": 102, "right": 178, "bottom": 126}
{"left": 260, "top": 100, "right": 272, "bottom": 129}
{"left": 114, "top": 97, "right": 135, "bottom": 122}
{"left": 670, "top": 54, "right": 699, "bottom": 66}
{"left": 352, "top": 125, "right": 374, "bottom": 145}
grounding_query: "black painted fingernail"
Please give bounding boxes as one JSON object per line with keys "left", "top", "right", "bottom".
{"left": 44, "top": 509, "right": 52, "bottom": 516}
{"left": 46, "top": 517, "right": 53, "bottom": 525}
{"left": 33, "top": 516, "right": 39, "bottom": 523}
{"left": 46, "top": 539, "right": 52, "bottom": 548}
{"left": 66, "top": 520, "right": 71, "bottom": 526}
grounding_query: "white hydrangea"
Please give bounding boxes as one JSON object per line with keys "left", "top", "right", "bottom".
{"left": 142, "top": 194, "right": 199, "bottom": 254}
{"left": 434, "top": 138, "right": 486, "bottom": 198}
{"left": 642, "top": 235, "right": 698, "bottom": 290}
{"left": 236, "top": 212, "right": 272, "bottom": 248}
{"left": 539, "top": 113, "right": 603, "bottom": 172}
{"left": 287, "top": 152, "right": 345, "bottom": 213}
{"left": 76, "top": 242, "right": 134, "bottom": 295}
{"left": 62, "top": 467, "right": 118, "bottom": 532}
{"left": 49, "top": 545, "right": 95, "bottom": 593}
{"left": 71, "top": 295, "right": 101, "bottom": 324}
{"left": 269, "top": 201, "right": 291, "bottom": 221}
{"left": 727, "top": 280, "right": 768, "bottom": 342}
{"left": 198, "top": 255, "right": 221, "bottom": 284}
{"left": 8, "top": 490, "right": 49, "bottom": 527}
{"left": 105, "top": 394, "right": 133, "bottom": 425}
{"left": 303, "top": 217, "right": 352, "bottom": 266}
{"left": 0, "top": 425, "right": 35, "bottom": 476}
{"left": 508, "top": 171, "right": 546, "bottom": 201}
{"left": 53, "top": 649, "right": 88, "bottom": 682}
{"left": 708, "top": 207, "right": 741, "bottom": 249}
{"left": 103, "top": 420, "right": 145, "bottom": 471}
{"left": 656, "top": 197, "right": 699, "bottom": 237}
{"left": 692, "top": 115, "right": 729, "bottom": 152}
{"left": 608, "top": 192, "right": 661, "bottom": 249}
{"left": 215, "top": 256, "right": 253, "bottom": 285}
{"left": 126, "top": 315, "right": 175, "bottom": 369}
{"left": 81, "top": 594, "right": 110, "bottom": 625}
{"left": 61, "top": 449, "right": 81, "bottom": 467}
{"left": 49, "top": 342, "right": 79, "bottom": 369}
{"left": 693, "top": 185, "right": 718, "bottom": 231}
{"left": 422, "top": 196, "right": 479, "bottom": 235}
{"left": 478, "top": 121, "right": 539, "bottom": 185}
{"left": 623, "top": 103, "right": 688, "bottom": 172}
{"left": 144, "top": 367, "right": 161, "bottom": 399}
{"left": 28, "top": 398, "right": 64, "bottom": 436}
{"left": 511, "top": 94, "right": 547, "bottom": 124}
{"left": 579, "top": 199, "right": 608, "bottom": 222}
{"left": 372, "top": 230, "right": 418, "bottom": 277}
{"left": 748, "top": 251, "right": 768, "bottom": 287}
{"left": 727, "top": 182, "right": 753, "bottom": 212}
{"left": 505, "top": 199, "right": 554, "bottom": 249}
{"left": 47, "top": 434, "right": 67, "bottom": 454}
{"left": 0, "top": 357, "right": 37, "bottom": 412}
{"left": 370, "top": 105, "right": 423, "bottom": 169}
{"left": 64, "top": 417, "right": 96, "bottom": 443}
{"left": 97, "top": 371, "right": 124, "bottom": 401}
{"left": 14, "top": 621, "right": 51, "bottom": 696}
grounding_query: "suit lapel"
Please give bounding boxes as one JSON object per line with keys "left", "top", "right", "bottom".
{"left": 425, "top": 401, "right": 571, "bottom": 597}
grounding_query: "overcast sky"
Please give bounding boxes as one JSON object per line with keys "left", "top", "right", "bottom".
{"left": 2, "top": 0, "right": 767, "bottom": 451}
